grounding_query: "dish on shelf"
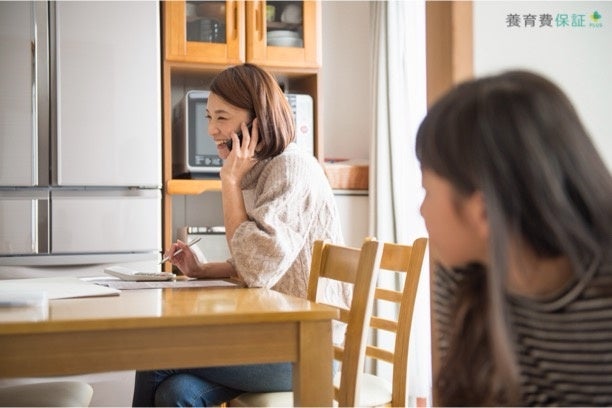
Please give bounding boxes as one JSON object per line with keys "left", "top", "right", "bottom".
{"left": 267, "top": 37, "right": 304, "bottom": 47}
{"left": 280, "top": 3, "right": 302, "bottom": 24}
{"left": 266, "top": 29, "right": 300, "bottom": 39}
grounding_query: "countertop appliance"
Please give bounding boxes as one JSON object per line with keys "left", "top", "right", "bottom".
{"left": 173, "top": 90, "right": 314, "bottom": 177}
{"left": 0, "top": 1, "right": 161, "bottom": 266}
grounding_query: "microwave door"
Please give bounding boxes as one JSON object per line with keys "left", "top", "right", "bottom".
{"left": 0, "top": 189, "right": 49, "bottom": 256}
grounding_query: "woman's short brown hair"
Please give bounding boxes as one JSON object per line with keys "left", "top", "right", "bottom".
{"left": 210, "top": 63, "right": 295, "bottom": 160}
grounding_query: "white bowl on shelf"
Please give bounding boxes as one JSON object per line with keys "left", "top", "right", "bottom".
{"left": 267, "top": 30, "right": 300, "bottom": 39}
{"left": 280, "top": 4, "right": 302, "bottom": 24}
{"left": 267, "top": 37, "right": 303, "bottom": 47}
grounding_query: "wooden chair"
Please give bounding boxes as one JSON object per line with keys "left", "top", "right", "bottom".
{"left": 231, "top": 237, "right": 428, "bottom": 407}
{"left": 0, "top": 381, "right": 94, "bottom": 407}
{"left": 231, "top": 239, "right": 384, "bottom": 407}
{"left": 359, "top": 237, "right": 428, "bottom": 407}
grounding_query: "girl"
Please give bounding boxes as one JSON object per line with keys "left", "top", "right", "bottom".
{"left": 417, "top": 70, "right": 612, "bottom": 405}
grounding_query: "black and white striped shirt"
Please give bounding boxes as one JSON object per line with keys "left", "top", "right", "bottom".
{"left": 433, "top": 261, "right": 612, "bottom": 406}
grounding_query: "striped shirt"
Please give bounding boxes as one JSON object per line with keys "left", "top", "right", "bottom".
{"left": 433, "top": 260, "right": 612, "bottom": 406}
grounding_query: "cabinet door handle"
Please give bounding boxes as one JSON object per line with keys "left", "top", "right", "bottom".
{"left": 256, "top": 1, "right": 264, "bottom": 41}
{"left": 232, "top": 1, "right": 238, "bottom": 40}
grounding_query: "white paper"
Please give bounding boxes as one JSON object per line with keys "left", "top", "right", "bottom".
{"left": 0, "top": 276, "right": 120, "bottom": 299}
{"left": 88, "top": 278, "right": 240, "bottom": 290}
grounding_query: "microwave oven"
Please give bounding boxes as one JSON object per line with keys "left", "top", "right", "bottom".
{"left": 173, "top": 90, "right": 314, "bottom": 177}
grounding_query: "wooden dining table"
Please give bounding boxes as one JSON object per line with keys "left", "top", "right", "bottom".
{"left": 0, "top": 286, "right": 338, "bottom": 406}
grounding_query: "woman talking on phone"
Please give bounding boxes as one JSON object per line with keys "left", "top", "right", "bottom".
{"left": 132, "top": 63, "right": 347, "bottom": 406}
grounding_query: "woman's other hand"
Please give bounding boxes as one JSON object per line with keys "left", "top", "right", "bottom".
{"left": 164, "top": 240, "right": 200, "bottom": 278}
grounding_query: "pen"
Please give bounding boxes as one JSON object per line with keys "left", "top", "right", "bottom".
{"left": 159, "top": 237, "right": 202, "bottom": 264}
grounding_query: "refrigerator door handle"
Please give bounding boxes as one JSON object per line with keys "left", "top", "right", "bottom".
{"left": 33, "top": 197, "right": 50, "bottom": 254}
{"left": 33, "top": 1, "right": 50, "bottom": 186}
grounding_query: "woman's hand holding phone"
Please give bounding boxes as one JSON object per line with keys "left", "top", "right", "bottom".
{"left": 221, "top": 118, "right": 259, "bottom": 186}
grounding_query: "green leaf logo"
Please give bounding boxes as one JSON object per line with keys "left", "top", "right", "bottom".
{"left": 590, "top": 11, "right": 602, "bottom": 22}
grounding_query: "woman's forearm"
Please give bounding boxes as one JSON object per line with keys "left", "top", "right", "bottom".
{"left": 199, "top": 261, "right": 237, "bottom": 279}
{"left": 221, "top": 181, "right": 248, "bottom": 242}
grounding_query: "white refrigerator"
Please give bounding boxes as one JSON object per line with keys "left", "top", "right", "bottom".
{"left": 0, "top": 1, "right": 162, "bottom": 267}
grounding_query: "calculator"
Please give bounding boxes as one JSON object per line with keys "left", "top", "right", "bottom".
{"left": 104, "top": 266, "right": 176, "bottom": 281}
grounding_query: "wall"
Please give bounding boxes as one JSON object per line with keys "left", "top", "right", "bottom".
{"left": 321, "top": 1, "right": 372, "bottom": 161}
{"left": 319, "top": 1, "right": 372, "bottom": 247}
{"left": 473, "top": 1, "right": 612, "bottom": 170}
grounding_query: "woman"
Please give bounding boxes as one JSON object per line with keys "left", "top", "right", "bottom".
{"left": 133, "top": 63, "right": 347, "bottom": 406}
{"left": 417, "top": 70, "right": 612, "bottom": 406}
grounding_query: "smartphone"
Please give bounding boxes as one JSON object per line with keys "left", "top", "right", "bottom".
{"left": 225, "top": 122, "right": 253, "bottom": 151}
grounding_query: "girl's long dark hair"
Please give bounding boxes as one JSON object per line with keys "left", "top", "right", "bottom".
{"left": 210, "top": 63, "right": 295, "bottom": 160}
{"left": 416, "top": 70, "right": 612, "bottom": 405}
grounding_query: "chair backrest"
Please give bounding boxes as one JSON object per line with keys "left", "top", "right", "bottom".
{"left": 365, "top": 237, "right": 428, "bottom": 407}
{"left": 307, "top": 239, "right": 384, "bottom": 407}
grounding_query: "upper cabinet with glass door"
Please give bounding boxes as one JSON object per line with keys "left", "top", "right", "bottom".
{"left": 163, "top": 0, "right": 320, "bottom": 69}
{"left": 247, "top": 1, "right": 320, "bottom": 68}
{"left": 163, "top": 1, "right": 244, "bottom": 64}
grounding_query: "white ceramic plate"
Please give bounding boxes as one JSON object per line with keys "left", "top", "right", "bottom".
{"left": 267, "top": 37, "right": 303, "bottom": 47}
{"left": 267, "top": 30, "right": 300, "bottom": 39}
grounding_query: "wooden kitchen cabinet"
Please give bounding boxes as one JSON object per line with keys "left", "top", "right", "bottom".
{"left": 163, "top": 1, "right": 320, "bottom": 69}
{"left": 246, "top": 1, "right": 321, "bottom": 69}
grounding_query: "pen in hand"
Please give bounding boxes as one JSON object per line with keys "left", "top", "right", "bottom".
{"left": 159, "top": 237, "right": 202, "bottom": 264}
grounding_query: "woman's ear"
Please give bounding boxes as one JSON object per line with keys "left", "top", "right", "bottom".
{"left": 465, "top": 191, "right": 489, "bottom": 240}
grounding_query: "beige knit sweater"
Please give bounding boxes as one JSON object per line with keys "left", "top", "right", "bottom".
{"left": 228, "top": 144, "right": 351, "bottom": 340}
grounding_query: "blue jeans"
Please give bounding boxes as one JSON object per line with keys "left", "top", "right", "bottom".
{"left": 132, "top": 363, "right": 292, "bottom": 407}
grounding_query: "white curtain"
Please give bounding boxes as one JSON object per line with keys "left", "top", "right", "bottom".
{"left": 369, "top": 1, "right": 431, "bottom": 405}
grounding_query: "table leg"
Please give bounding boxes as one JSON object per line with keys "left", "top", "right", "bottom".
{"left": 292, "top": 320, "right": 334, "bottom": 406}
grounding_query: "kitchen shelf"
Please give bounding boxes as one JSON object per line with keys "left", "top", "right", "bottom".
{"left": 167, "top": 60, "right": 319, "bottom": 78}
{"left": 166, "top": 179, "right": 222, "bottom": 195}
